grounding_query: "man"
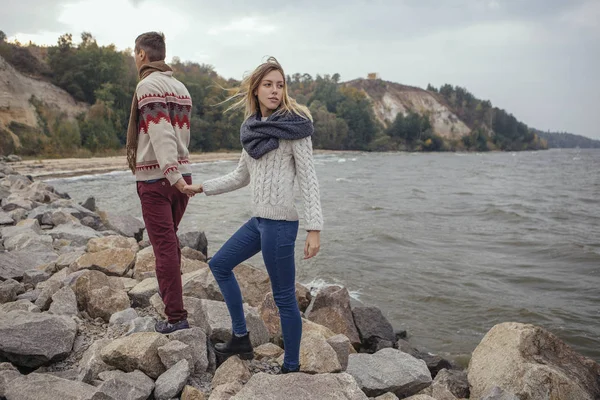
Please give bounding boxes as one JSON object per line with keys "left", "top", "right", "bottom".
{"left": 126, "top": 31, "right": 193, "bottom": 334}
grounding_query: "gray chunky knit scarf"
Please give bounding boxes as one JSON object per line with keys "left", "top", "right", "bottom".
{"left": 241, "top": 111, "right": 313, "bottom": 159}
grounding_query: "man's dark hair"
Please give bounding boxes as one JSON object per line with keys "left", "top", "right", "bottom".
{"left": 135, "top": 32, "right": 166, "bottom": 62}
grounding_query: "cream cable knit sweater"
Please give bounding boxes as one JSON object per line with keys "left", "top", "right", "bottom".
{"left": 202, "top": 137, "right": 323, "bottom": 231}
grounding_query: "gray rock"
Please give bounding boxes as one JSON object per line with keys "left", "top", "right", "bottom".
{"left": 16, "top": 289, "right": 40, "bottom": 302}
{"left": 8, "top": 208, "right": 28, "bottom": 223}
{"left": 56, "top": 250, "right": 86, "bottom": 271}
{"left": 100, "top": 332, "right": 169, "bottom": 379}
{"left": 327, "top": 334, "right": 353, "bottom": 371}
{"left": 6, "top": 155, "right": 22, "bottom": 162}
{"left": 307, "top": 285, "right": 361, "bottom": 347}
{"left": 181, "top": 246, "right": 207, "bottom": 262}
{"left": 0, "top": 311, "right": 77, "bottom": 368}
{"left": 346, "top": 348, "right": 432, "bottom": 398}
{"left": 212, "top": 356, "right": 251, "bottom": 387}
{"left": 178, "top": 231, "right": 208, "bottom": 257}
{"left": 104, "top": 213, "right": 145, "bottom": 242}
{"left": 481, "top": 386, "right": 520, "bottom": 400}
{"left": 92, "top": 370, "right": 154, "bottom": 400}
{"left": 418, "top": 368, "right": 470, "bottom": 399}
{"left": 158, "top": 340, "right": 194, "bottom": 370}
{"left": 129, "top": 277, "right": 159, "bottom": 307}
{"left": 154, "top": 360, "right": 191, "bottom": 400}
{"left": 0, "top": 299, "right": 41, "bottom": 313}
{"left": 231, "top": 372, "right": 368, "bottom": 400}
{"left": 151, "top": 295, "right": 211, "bottom": 335}
{"left": 78, "top": 339, "right": 116, "bottom": 383}
{"left": 0, "top": 210, "right": 14, "bottom": 225}
{"left": 72, "top": 248, "right": 136, "bottom": 277}
{"left": 201, "top": 299, "right": 269, "bottom": 348}
{"left": 168, "top": 327, "right": 209, "bottom": 374}
{"left": 0, "top": 370, "right": 21, "bottom": 399}
{"left": 81, "top": 197, "right": 96, "bottom": 212}
{"left": 22, "top": 269, "right": 51, "bottom": 286}
{"left": 126, "top": 316, "right": 157, "bottom": 335}
{"left": 4, "top": 373, "right": 98, "bottom": 400}
{"left": 419, "top": 353, "right": 453, "bottom": 379}
{"left": 87, "top": 235, "right": 139, "bottom": 253}
{"left": 210, "top": 382, "right": 244, "bottom": 400}
{"left": 34, "top": 279, "right": 63, "bottom": 310}
{"left": 1, "top": 195, "right": 35, "bottom": 212}
{"left": 109, "top": 307, "right": 138, "bottom": 327}
{"left": 0, "top": 279, "right": 25, "bottom": 304}
{"left": 47, "top": 222, "right": 102, "bottom": 246}
{"left": 48, "top": 286, "right": 78, "bottom": 316}
{"left": 1, "top": 218, "right": 41, "bottom": 239}
{"left": 4, "top": 231, "right": 54, "bottom": 252}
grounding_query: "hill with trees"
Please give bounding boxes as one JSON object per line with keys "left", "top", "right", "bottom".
{"left": 0, "top": 31, "right": 552, "bottom": 157}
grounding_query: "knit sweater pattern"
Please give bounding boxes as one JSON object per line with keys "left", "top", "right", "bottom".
{"left": 202, "top": 137, "right": 323, "bottom": 231}
{"left": 135, "top": 71, "right": 192, "bottom": 185}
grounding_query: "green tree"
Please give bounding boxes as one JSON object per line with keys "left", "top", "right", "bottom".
{"left": 309, "top": 101, "right": 349, "bottom": 149}
{"left": 0, "top": 31, "right": 6, "bottom": 42}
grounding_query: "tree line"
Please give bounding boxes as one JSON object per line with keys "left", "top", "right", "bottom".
{"left": 0, "top": 31, "right": 547, "bottom": 157}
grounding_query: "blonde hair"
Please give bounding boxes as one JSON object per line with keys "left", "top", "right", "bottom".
{"left": 223, "top": 57, "right": 312, "bottom": 121}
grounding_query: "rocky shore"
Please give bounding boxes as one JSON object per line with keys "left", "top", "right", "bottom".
{"left": 0, "top": 159, "right": 599, "bottom": 400}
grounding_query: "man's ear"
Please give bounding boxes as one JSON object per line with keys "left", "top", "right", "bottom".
{"left": 138, "top": 48, "right": 146, "bottom": 61}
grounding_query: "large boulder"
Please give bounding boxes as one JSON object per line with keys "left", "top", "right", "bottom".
{"left": 103, "top": 213, "right": 145, "bottom": 242}
{"left": 132, "top": 246, "right": 156, "bottom": 280}
{"left": 1, "top": 218, "right": 41, "bottom": 239}
{"left": 0, "top": 279, "right": 25, "bottom": 304}
{"left": 72, "top": 248, "right": 136, "bottom": 276}
{"left": 129, "top": 277, "right": 159, "bottom": 307}
{"left": 87, "top": 235, "right": 139, "bottom": 253}
{"left": 158, "top": 340, "right": 194, "bottom": 370}
{"left": 346, "top": 348, "right": 432, "bottom": 398}
{"left": 78, "top": 339, "right": 116, "bottom": 383}
{"left": 178, "top": 231, "right": 208, "bottom": 257}
{"left": 306, "top": 285, "right": 360, "bottom": 347}
{"left": 168, "top": 327, "right": 209, "bottom": 374}
{"left": 201, "top": 299, "right": 269, "bottom": 347}
{"left": 417, "top": 368, "right": 469, "bottom": 399}
{"left": 352, "top": 306, "right": 395, "bottom": 351}
{"left": 4, "top": 373, "right": 97, "bottom": 400}
{"left": 91, "top": 369, "right": 154, "bottom": 400}
{"left": 47, "top": 222, "right": 102, "bottom": 246}
{"left": 297, "top": 331, "right": 342, "bottom": 374}
{"left": 212, "top": 356, "right": 251, "bottom": 387}
{"left": 0, "top": 210, "right": 14, "bottom": 225}
{"left": 48, "top": 286, "right": 78, "bottom": 316}
{"left": 100, "top": 332, "right": 169, "bottom": 379}
{"left": 75, "top": 270, "right": 130, "bottom": 321}
{"left": 468, "top": 322, "right": 600, "bottom": 400}
{"left": 0, "top": 310, "right": 77, "bottom": 368}
{"left": 154, "top": 359, "right": 191, "bottom": 400}
{"left": 231, "top": 372, "right": 369, "bottom": 400}
{"left": 4, "top": 232, "right": 53, "bottom": 252}
{"left": 151, "top": 295, "right": 210, "bottom": 335}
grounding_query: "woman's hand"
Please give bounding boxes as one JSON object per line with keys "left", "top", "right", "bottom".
{"left": 183, "top": 184, "right": 203, "bottom": 197}
{"left": 304, "top": 230, "right": 321, "bottom": 259}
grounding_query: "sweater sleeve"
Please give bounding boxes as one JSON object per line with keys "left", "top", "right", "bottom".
{"left": 137, "top": 80, "right": 183, "bottom": 186}
{"left": 292, "top": 136, "right": 323, "bottom": 231}
{"left": 202, "top": 152, "right": 250, "bottom": 195}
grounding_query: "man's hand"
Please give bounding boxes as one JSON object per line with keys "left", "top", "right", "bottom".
{"left": 304, "top": 231, "right": 321, "bottom": 259}
{"left": 175, "top": 178, "right": 196, "bottom": 196}
{"left": 183, "top": 184, "right": 203, "bottom": 197}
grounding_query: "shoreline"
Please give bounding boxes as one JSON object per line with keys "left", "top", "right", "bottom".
{"left": 9, "top": 150, "right": 351, "bottom": 180}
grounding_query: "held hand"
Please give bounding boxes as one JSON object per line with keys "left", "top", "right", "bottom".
{"left": 175, "top": 179, "right": 197, "bottom": 197}
{"left": 183, "top": 184, "right": 203, "bottom": 197}
{"left": 304, "top": 231, "right": 321, "bottom": 259}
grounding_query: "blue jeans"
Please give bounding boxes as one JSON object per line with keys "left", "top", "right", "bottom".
{"left": 209, "top": 217, "right": 301, "bottom": 369}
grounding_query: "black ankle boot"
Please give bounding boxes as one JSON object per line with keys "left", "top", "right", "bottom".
{"left": 214, "top": 332, "right": 254, "bottom": 360}
{"left": 280, "top": 364, "right": 301, "bottom": 374}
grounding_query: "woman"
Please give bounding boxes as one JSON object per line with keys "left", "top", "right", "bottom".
{"left": 184, "top": 57, "right": 323, "bottom": 374}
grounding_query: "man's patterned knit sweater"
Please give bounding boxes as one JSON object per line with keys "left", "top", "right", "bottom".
{"left": 135, "top": 71, "right": 192, "bottom": 185}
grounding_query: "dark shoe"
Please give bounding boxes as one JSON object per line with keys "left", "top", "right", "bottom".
{"left": 214, "top": 332, "right": 254, "bottom": 360}
{"left": 154, "top": 319, "right": 189, "bottom": 334}
{"left": 280, "top": 364, "right": 301, "bottom": 374}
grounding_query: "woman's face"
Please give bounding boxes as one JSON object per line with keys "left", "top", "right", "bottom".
{"left": 255, "top": 69, "right": 284, "bottom": 115}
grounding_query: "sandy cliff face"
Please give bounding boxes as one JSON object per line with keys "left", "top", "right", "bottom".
{"left": 345, "top": 79, "right": 471, "bottom": 139}
{"left": 0, "top": 55, "right": 88, "bottom": 147}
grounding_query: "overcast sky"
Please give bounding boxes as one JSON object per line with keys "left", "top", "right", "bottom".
{"left": 2, "top": 0, "right": 599, "bottom": 139}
